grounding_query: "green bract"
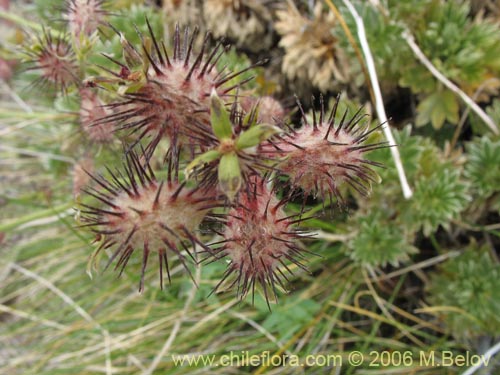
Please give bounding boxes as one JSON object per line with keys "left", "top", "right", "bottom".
{"left": 185, "top": 90, "right": 281, "bottom": 201}
{"left": 210, "top": 89, "right": 233, "bottom": 140}
{"left": 185, "top": 150, "right": 222, "bottom": 179}
{"left": 236, "top": 124, "right": 281, "bottom": 150}
{"left": 218, "top": 153, "right": 241, "bottom": 202}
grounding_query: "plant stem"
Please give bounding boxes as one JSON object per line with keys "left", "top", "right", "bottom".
{"left": 324, "top": 0, "right": 375, "bottom": 102}
{"left": 334, "top": 0, "right": 413, "bottom": 199}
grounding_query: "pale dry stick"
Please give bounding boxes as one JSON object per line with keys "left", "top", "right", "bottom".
{"left": 5, "top": 353, "right": 42, "bottom": 370}
{"left": 402, "top": 30, "right": 499, "bottom": 135}
{"left": 370, "top": 250, "right": 460, "bottom": 282}
{"left": 143, "top": 264, "right": 201, "bottom": 375}
{"left": 330, "top": 300, "right": 427, "bottom": 348}
{"left": 324, "top": 0, "right": 375, "bottom": 102}
{"left": 295, "top": 325, "right": 314, "bottom": 353}
{"left": 9, "top": 263, "right": 113, "bottom": 375}
{"left": 353, "top": 290, "right": 426, "bottom": 347}
{"left": 452, "top": 219, "right": 500, "bottom": 232}
{"left": 462, "top": 340, "right": 500, "bottom": 375}
{"left": 340, "top": 0, "right": 413, "bottom": 199}
{"left": 386, "top": 302, "right": 444, "bottom": 334}
{"left": 415, "top": 306, "right": 480, "bottom": 325}
{"left": 363, "top": 267, "right": 393, "bottom": 321}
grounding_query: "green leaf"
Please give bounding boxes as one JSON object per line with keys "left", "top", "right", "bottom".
{"left": 399, "top": 65, "right": 436, "bottom": 93}
{"left": 236, "top": 124, "right": 282, "bottom": 150}
{"left": 210, "top": 89, "right": 233, "bottom": 140}
{"left": 218, "top": 153, "right": 242, "bottom": 201}
{"left": 184, "top": 149, "right": 221, "bottom": 178}
{"left": 416, "top": 91, "right": 459, "bottom": 129}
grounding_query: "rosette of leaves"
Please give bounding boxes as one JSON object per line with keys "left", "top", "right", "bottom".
{"left": 464, "top": 136, "right": 500, "bottom": 199}
{"left": 426, "top": 246, "right": 500, "bottom": 338}
{"left": 368, "top": 126, "right": 470, "bottom": 236}
{"left": 343, "top": 210, "right": 417, "bottom": 268}
{"left": 403, "top": 166, "right": 470, "bottom": 236}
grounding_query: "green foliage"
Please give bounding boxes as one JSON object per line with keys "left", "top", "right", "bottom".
{"left": 373, "top": 125, "right": 427, "bottom": 181}
{"left": 261, "top": 296, "right": 321, "bottom": 340}
{"left": 367, "top": 0, "right": 500, "bottom": 129}
{"left": 405, "top": 0, "right": 500, "bottom": 90}
{"left": 415, "top": 90, "right": 459, "bottom": 129}
{"left": 465, "top": 136, "right": 500, "bottom": 198}
{"left": 416, "top": 2, "right": 486, "bottom": 82}
{"left": 427, "top": 246, "right": 500, "bottom": 337}
{"left": 34, "top": 0, "right": 65, "bottom": 22}
{"left": 370, "top": 126, "right": 470, "bottom": 236}
{"left": 485, "top": 99, "right": 500, "bottom": 125}
{"left": 404, "top": 167, "right": 470, "bottom": 236}
{"left": 107, "top": 5, "right": 163, "bottom": 46}
{"left": 469, "top": 98, "right": 500, "bottom": 134}
{"left": 344, "top": 211, "right": 417, "bottom": 267}
{"left": 217, "top": 48, "right": 261, "bottom": 90}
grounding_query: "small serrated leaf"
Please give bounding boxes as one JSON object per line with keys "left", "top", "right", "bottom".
{"left": 416, "top": 91, "right": 459, "bottom": 129}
